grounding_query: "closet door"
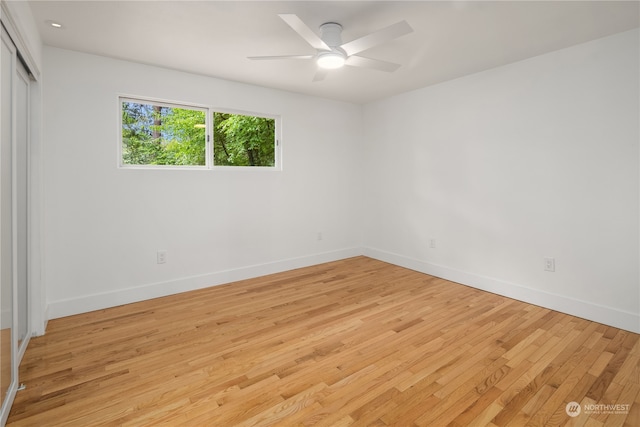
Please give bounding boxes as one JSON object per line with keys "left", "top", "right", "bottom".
{"left": 0, "top": 24, "right": 16, "bottom": 417}
{"left": 15, "top": 56, "right": 29, "bottom": 355}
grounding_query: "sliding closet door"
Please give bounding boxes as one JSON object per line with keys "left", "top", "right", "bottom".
{"left": 0, "top": 25, "right": 16, "bottom": 414}
{"left": 15, "top": 59, "right": 28, "bottom": 353}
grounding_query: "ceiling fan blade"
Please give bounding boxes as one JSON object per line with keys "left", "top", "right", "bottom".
{"left": 341, "top": 20, "right": 413, "bottom": 56}
{"left": 248, "top": 54, "right": 315, "bottom": 60}
{"left": 312, "top": 68, "right": 329, "bottom": 82}
{"left": 345, "top": 55, "right": 401, "bottom": 72}
{"left": 278, "top": 14, "right": 331, "bottom": 51}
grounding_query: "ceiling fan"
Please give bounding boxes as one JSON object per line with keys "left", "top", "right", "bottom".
{"left": 248, "top": 14, "right": 413, "bottom": 81}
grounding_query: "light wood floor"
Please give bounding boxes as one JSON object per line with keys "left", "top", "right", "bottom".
{"left": 7, "top": 256, "right": 640, "bottom": 426}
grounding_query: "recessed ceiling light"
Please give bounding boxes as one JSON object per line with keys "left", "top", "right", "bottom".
{"left": 45, "top": 20, "right": 63, "bottom": 29}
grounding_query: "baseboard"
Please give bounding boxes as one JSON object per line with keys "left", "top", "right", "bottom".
{"left": 46, "top": 246, "right": 639, "bottom": 334}
{"left": 47, "top": 247, "right": 362, "bottom": 320}
{"left": 363, "top": 247, "right": 640, "bottom": 334}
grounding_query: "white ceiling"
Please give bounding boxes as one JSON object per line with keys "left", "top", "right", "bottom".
{"left": 28, "top": 1, "right": 640, "bottom": 104}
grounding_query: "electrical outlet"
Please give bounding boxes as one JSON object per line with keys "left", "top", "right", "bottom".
{"left": 544, "top": 257, "right": 555, "bottom": 272}
{"left": 317, "top": 232, "right": 323, "bottom": 241}
{"left": 429, "top": 239, "right": 436, "bottom": 249}
{"left": 157, "top": 250, "right": 167, "bottom": 264}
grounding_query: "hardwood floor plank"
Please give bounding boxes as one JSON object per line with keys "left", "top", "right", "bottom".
{"left": 7, "top": 257, "right": 639, "bottom": 426}
{"left": 526, "top": 334, "right": 611, "bottom": 426}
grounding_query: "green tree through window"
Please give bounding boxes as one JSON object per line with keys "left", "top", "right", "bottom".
{"left": 213, "top": 113, "right": 275, "bottom": 167}
{"left": 121, "top": 98, "right": 277, "bottom": 168}
{"left": 121, "top": 101, "right": 206, "bottom": 166}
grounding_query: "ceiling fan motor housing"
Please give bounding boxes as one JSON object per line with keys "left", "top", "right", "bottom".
{"left": 319, "top": 22, "right": 344, "bottom": 48}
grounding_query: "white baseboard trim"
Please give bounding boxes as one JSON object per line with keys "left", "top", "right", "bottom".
{"left": 46, "top": 246, "right": 639, "bottom": 334}
{"left": 363, "top": 247, "right": 640, "bottom": 334}
{"left": 47, "top": 247, "right": 362, "bottom": 320}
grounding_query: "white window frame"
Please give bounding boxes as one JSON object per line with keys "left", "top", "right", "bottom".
{"left": 118, "top": 95, "right": 281, "bottom": 171}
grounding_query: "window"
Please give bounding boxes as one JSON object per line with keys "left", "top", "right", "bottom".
{"left": 121, "top": 98, "right": 207, "bottom": 167}
{"left": 119, "top": 97, "right": 279, "bottom": 169}
{"left": 213, "top": 112, "right": 276, "bottom": 167}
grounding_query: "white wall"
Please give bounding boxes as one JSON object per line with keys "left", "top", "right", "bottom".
{"left": 362, "top": 29, "right": 639, "bottom": 333}
{"left": 43, "top": 29, "right": 639, "bottom": 333}
{"left": 43, "top": 47, "right": 363, "bottom": 318}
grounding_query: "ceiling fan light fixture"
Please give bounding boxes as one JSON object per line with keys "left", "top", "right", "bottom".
{"left": 317, "top": 51, "right": 346, "bottom": 69}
